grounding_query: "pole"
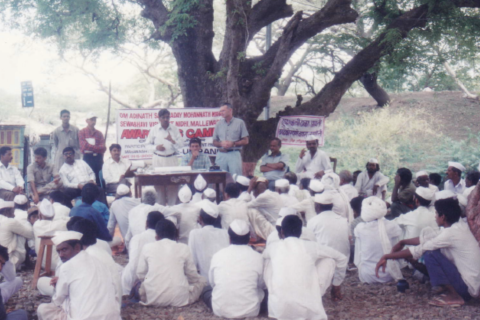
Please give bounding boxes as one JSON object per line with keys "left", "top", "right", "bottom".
{"left": 264, "top": 24, "right": 272, "bottom": 120}
{"left": 105, "top": 81, "right": 112, "bottom": 139}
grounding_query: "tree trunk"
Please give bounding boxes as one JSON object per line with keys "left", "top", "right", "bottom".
{"left": 443, "top": 61, "right": 479, "bottom": 100}
{"left": 359, "top": 73, "right": 390, "bottom": 107}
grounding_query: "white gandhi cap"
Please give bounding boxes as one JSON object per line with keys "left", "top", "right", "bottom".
{"left": 52, "top": 231, "right": 83, "bottom": 246}
{"left": 194, "top": 175, "right": 207, "bottom": 191}
{"left": 448, "top": 161, "right": 465, "bottom": 172}
{"left": 275, "top": 179, "right": 289, "bottom": 188}
{"left": 229, "top": 219, "right": 250, "bottom": 236}
{"left": 13, "top": 195, "right": 28, "bottom": 205}
{"left": 415, "top": 187, "right": 435, "bottom": 201}
{"left": 178, "top": 185, "right": 192, "bottom": 203}
{"left": 39, "top": 198, "right": 55, "bottom": 218}
{"left": 199, "top": 199, "right": 219, "bottom": 218}
{"left": 116, "top": 184, "right": 130, "bottom": 196}
{"left": 236, "top": 175, "right": 250, "bottom": 187}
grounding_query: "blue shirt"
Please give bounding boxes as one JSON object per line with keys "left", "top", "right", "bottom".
{"left": 70, "top": 203, "right": 112, "bottom": 241}
{"left": 212, "top": 117, "right": 249, "bottom": 150}
{"left": 75, "top": 200, "right": 110, "bottom": 224}
{"left": 180, "top": 152, "right": 212, "bottom": 170}
{"left": 260, "top": 152, "right": 289, "bottom": 180}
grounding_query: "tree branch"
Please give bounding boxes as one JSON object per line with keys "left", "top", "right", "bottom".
{"left": 135, "top": 0, "right": 171, "bottom": 41}
{"left": 248, "top": 0, "right": 293, "bottom": 42}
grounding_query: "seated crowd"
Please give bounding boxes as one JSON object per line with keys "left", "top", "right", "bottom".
{"left": 0, "top": 130, "right": 480, "bottom": 319}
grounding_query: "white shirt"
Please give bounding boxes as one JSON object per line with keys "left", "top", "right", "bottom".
{"left": 247, "top": 190, "right": 282, "bottom": 223}
{"left": 340, "top": 183, "right": 359, "bottom": 200}
{"left": 263, "top": 237, "right": 347, "bottom": 320}
{"left": 0, "top": 215, "right": 34, "bottom": 268}
{"left": 218, "top": 198, "right": 249, "bottom": 230}
{"left": 394, "top": 206, "right": 438, "bottom": 241}
{"left": 33, "top": 219, "right": 68, "bottom": 270}
{"left": 191, "top": 192, "right": 203, "bottom": 204}
{"left": 295, "top": 149, "right": 332, "bottom": 179}
{"left": 444, "top": 179, "right": 466, "bottom": 195}
{"left": 326, "top": 189, "right": 350, "bottom": 220}
{"left": 52, "top": 202, "right": 71, "bottom": 220}
{"left": 188, "top": 225, "right": 229, "bottom": 281}
{"left": 209, "top": 245, "right": 265, "bottom": 318}
{"left": 238, "top": 191, "right": 252, "bottom": 203}
{"left": 354, "top": 220, "right": 402, "bottom": 283}
{"left": 122, "top": 229, "right": 157, "bottom": 295}
{"left": 266, "top": 227, "right": 316, "bottom": 246}
{"left": 409, "top": 220, "right": 480, "bottom": 297}
{"left": 279, "top": 193, "right": 299, "bottom": 207}
{"left": 355, "top": 171, "right": 389, "bottom": 198}
{"left": 289, "top": 197, "right": 317, "bottom": 222}
{"left": 102, "top": 157, "right": 131, "bottom": 184}
{"left": 59, "top": 159, "right": 96, "bottom": 188}
{"left": 288, "top": 184, "right": 300, "bottom": 198}
{"left": 145, "top": 123, "right": 184, "bottom": 156}
{"left": 136, "top": 239, "right": 205, "bottom": 307}
{"left": 164, "top": 203, "right": 201, "bottom": 244}
{"left": 107, "top": 197, "right": 140, "bottom": 238}
{"left": 53, "top": 250, "right": 120, "bottom": 320}
{"left": 125, "top": 203, "right": 165, "bottom": 246}
{"left": 308, "top": 211, "right": 350, "bottom": 259}
{"left": 85, "top": 245, "right": 123, "bottom": 305}
{"left": 0, "top": 163, "right": 24, "bottom": 191}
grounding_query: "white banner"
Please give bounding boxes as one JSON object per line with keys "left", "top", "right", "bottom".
{"left": 275, "top": 115, "right": 325, "bottom": 147}
{"left": 116, "top": 108, "right": 222, "bottom": 160}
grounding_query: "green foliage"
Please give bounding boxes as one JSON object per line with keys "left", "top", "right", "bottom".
{"left": 252, "top": 61, "right": 266, "bottom": 76}
{"left": 160, "top": 0, "right": 200, "bottom": 41}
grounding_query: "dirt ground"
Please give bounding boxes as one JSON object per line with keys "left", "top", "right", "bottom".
{"left": 7, "top": 252, "right": 480, "bottom": 320}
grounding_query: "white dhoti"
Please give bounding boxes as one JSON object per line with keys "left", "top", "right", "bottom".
{"left": 316, "top": 258, "right": 336, "bottom": 296}
{"left": 152, "top": 155, "right": 179, "bottom": 206}
{"left": 121, "top": 263, "right": 135, "bottom": 295}
{"left": 0, "top": 277, "right": 23, "bottom": 303}
{"left": 37, "top": 277, "right": 55, "bottom": 297}
{"left": 37, "top": 303, "right": 67, "bottom": 320}
{"left": 246, "top": 208, "right": 276, "bottom": 240}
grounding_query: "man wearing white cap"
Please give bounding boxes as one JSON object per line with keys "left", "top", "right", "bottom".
{"left": 415, "top": 170, "right": 439, "bottom": 193}
{"left": 0, "top": 147, "right": 24, "bottom": 202}
{"left": 218, "top": 183, "right": 250, "bottom": 230}
{"left": 163, "top": 185, "right": 201, "bottom": 244}
{"left": 0, "top": 200, "right": 34, "bottom": 269}
{"left": 354, "top": 197, "right": 403, "bottom": 283}
{"left": 263, "top": 215, "right": 347, "bottom": 320}
{"left": 275, "top": 178, "right": 299, "bottom": 207}
{"left": 260, "top": 138, "right": 289, "bottom": 190}
{"left": 102, "top": 144, "right": 134, "bottom": 194}
{"left": 205, "top": 219, "right": 266, "bottom": 318}
{"left": 192, "top": 174, "right": 208, "bottom": 204}
{"left": 51, "top": 109, "right": 80, "bottom": 174}
{"left": 308, "top": 193, "right": 350, "bottom": 260}
{"left": 354, "top": 158, "right": 389, "bottom": 200}
{"left": 394, "top": 187, "right": 438, "bottom": 242}
{"left": 136, "top": 219, "right": 207, "bottom": 307}
{"left": 37, "top": 231, "right": 120, "bottom": 320}
{"left": 146, "top": 109, "right": 184, "bottom": 206}
{"left": 12, "top": 195, "right": 34, "bottom": 266}
{"left": 295, "top": 135, "right": 332, "bottom": 180}
{"left": 188, "top": 200, "right": 229, "bottom": 281}
{"left": 122, "top": 211, "right": 164, "bottom": 295}
{"left": 78, "top": 112, "right": 106, "bottom": 186}
{"left": 321, "top": 172, "right": 354, "bottom": 223}
{"left": 445, "top": 162, "right": 466, "bottom": 195}
{"left": 107, "top": 184, "right": 140, "bottom": 240}
{"left": 203, "top": 188, "right": 217, "bottom": 203}
{"left": 378, "top": 197, "right": 480, "bottom": 307}
{"left": 33, "top": 199, "right": 68, "bottom": 270}
{"left": 236, "top": 175, "right": 252, "bottom": 202}
{"left": 266, "top": 207, "right": 315, "bottom": 245}
{"left": 289, "top": 179, "right": 325, "bottom": 222}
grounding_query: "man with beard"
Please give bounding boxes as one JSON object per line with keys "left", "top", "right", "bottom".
{"left": 295, "top": 135, "right": 331, "bottom": 180}
{"left": 444, "top": 162, "right": 466, "bottom": 195}
{"left": 355, "top": 158, "right": 389, "bottom": 200}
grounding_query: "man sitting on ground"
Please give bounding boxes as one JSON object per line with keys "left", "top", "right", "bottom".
{"left": 415, "top": 171, "right": 439, "bottom": 193}
{"left": 37, "top": 231, "right": 120, "bottom": 319}
{"left": 285, "top": 172, "right": 301, "bottom": 200}
{"left": 297, "top": 178, "right": 311, "bottom": 201}
{"left": 0, "top": 245, "right": 27, "bottom": 319}
{"left": 0, "top": 147, "right": 24, "bottom": 201}
{"left": 355, "top": 158, "right": 389, "bottom": 200}
{"left": 339, "top": 170, "right": 359, "bottom": 201}
{"left": 236, "top": 175, "right": 252, "bottom": 202}
{"left": 122, "top": 211, "right": 164, "bottom": 295}
{"left": 247, "top": 178, "right": 282, "bottom": 223}
{"left": 203, "top": 188, "right": 216, "bottom": 203}
{"left": 135, "top": 219, "right": 207, "bottom": 307}
{"left": 48, "top": 191, "right": 71, "bottom": 220}
{"left": 107, "top": 184, "right": 140, "bottom": 240}
{"left": 189, "top": 200, "right": 229, "bottom": 282}
{"left": 444, "top": 161, "right": 466, "bottom": 195}
{"left": 275, "top": 179, "right": 299, "bottom": 207}
{"left": 102, "top": 144, "right": 133, "bottom": 194}
{"left": 464, "top": 171, "right": 480, "bottom": 198}
{"left": 266, "top": 208, "right": 315, "bottom": 246}
{"left": 389, "top": 167, "right": 416, "bottom": 220}
{"left": 377, "top": 197, "right": 480, "bottom": 307}
{"left": 263, "top": 215, "right": 347, "bottom": 320}
{"left": 191, "top": 175, "right": 208, "bottom": 204}
{"left": 218, "top": 183, "right": 249, "bottom": 230}
{"left": 204, "top": 219, "right": 266, "bottom": 318}
{"left": 27, "top": 147, "right": 61, "bottom": 204}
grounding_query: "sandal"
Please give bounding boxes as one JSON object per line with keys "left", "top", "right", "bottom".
{"left": 428, "top": 295, "right": 464, "bottom": 307}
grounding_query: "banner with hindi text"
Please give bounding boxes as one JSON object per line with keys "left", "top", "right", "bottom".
{"left": 275, "top": 115, "right": 325, "bottom": 147}
{"left": 116, "top": 108, "right": 222, "bottom": 160}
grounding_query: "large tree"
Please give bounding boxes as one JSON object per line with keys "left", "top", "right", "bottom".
{"left": 2, "top": 0, "right": 480, "bottom": 162}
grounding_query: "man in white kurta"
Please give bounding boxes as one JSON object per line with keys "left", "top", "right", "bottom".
{"left": 266, "top": 209, "right": 316, "bottom": 246}
{"left": 122, "top": 211, "right": 164, "bottom": 295}
{"left": 33, "top": 199, "right": 68, "bottom": 270}
{"left": 339, "top": 170, "right": 359, "bottom": 200}
{"left": 49, "top": 191, "right": 71, "bottom": 221}
{"left": 289, "top": 179, "right": 325, "bottom": 223}
{"left": 355, "top": 158, "right": 389, "bottom": 199}
{"left": 294, "top": 135, "right": 332, "bottom": 180}
{"left": 208, "top": 219, "right": 265, "bottom": 318}
{"left": 218, "top": 183, "right": 249, "bottom": 229}
{"left": 263, "top": 215, "right": 347, "bottom": 320}
{"left": 37, "top": 231, "right": 120, "bottom": 320}
{"left": 188, "top": 201, "right": 229, "bottom": 281}
{"left": 308, "top": 193, "right": 350, "bottom": 260}
{"left": 107, "top": 185, "right": 140, "bottom": 240}
{"left": 163, "top": 185, "right": 201, "bottom": 244}
{"left": 275, "top": 179, "right": 299, "bottom": 207}
{"left": 145, "top": 109, "right": 184, "bottom": 206}
{"left": 0, "top": 200, "right": 34, "bottom": 269}
{"left": 247, "top": 189, "right": 282, "bottom": 223}
{"left": 102, "top": 144, "right": 132, "bottom": 194}
{"left": 191, "top": 174, "right": 207, "bottom": 204}
{"left": 0, "top": 247, "right": 23, "bottom": 304}
{"left": 136, "top": 219, "right": 207, "bottom": 307}
{"left": 444, "top": 161, "right": 466, "bottom": 195}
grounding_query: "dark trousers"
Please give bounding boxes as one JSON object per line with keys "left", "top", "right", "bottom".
{"left": 424, "top": 249, "right": 472, "bottom": 301}
{"left": 83, "top": 153, "right": 104, "bottom": 186}
{"left": 64, "top": 187, "right": 107, "bottom": 205}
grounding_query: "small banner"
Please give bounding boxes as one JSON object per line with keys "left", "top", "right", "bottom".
{"left": 275, "top": 115, "right": 325, "bottom": 147}
{"left": 21, "top": 81, "right": 34, "bottom": 108}
{"left": 116, "top": 108, "right": 222, "bottom": 160}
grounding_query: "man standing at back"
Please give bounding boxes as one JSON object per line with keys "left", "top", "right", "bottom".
{"left": 78, "top": 112, "right": 106, "bottom": 186}
{"left": 213, "top": 103, "right": 249, "bottom": 175}
{"left": 51, "top": 109, "right": 80, "bottom": 174}
{"left": 295, "top": 135, "right": 331, "bottom": 180}
{"left": 146, "top": 109, "right": 184, "bottom": 205}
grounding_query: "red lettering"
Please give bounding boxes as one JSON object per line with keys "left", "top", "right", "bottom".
{"left": 186, "top": 129, "right": 194, "bottom": 138}
{"left": 120, "top": 129, "right": 131, "bottom": 139}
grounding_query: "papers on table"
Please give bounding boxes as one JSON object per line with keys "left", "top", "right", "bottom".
{"left": 153, "top": 166, "right": 192, "bottom": 173}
